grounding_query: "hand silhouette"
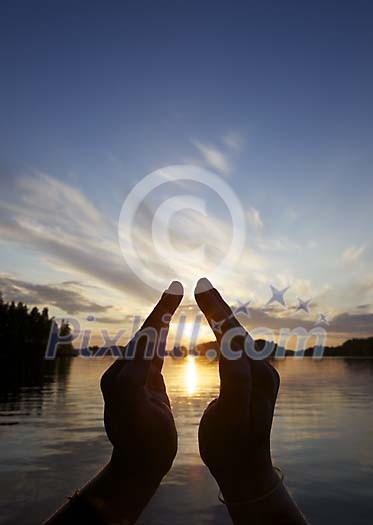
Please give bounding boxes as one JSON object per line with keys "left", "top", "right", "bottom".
{"left": 83, "top": 281, "right": 184, "bottom": 523}
{"left": 100, "top": 280, "right": 183, "bottom": 484}
{"left": 195, "top": 278, "right": 280, "bottom": 503}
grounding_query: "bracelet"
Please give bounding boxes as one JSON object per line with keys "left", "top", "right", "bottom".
{"left": 218, "top": 467, "right": 284, "bottom": 507}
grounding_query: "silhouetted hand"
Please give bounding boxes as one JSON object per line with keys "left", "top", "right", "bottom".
{"left": 46, "top": 282, "right": 184, "bottom": 524}
{"left": 101, "top": 285, "right": 182, "bottom": 470}
{"left": 195, "top": 278, "right": 280, "bottom": 503}
{"left": 100, "top": 281, "right": 183, "bottom": 490}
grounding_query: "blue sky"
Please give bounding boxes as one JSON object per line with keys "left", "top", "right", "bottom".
{"left": 0, "top": 1, "right": 372, "bottom": 347}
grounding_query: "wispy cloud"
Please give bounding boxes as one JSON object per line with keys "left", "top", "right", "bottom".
{"left": 331, "top": 311, "right": 373, "bottom": 335}
{"left": 188, "top": 131, "right": 244, "bottom": 175}
{"left": 254, "top": 236, "right": 300, "bottom": 252}
{"left": 222, "top": 131, "right": 243, "bottom": 151}
{"left": 1, "top": 167, "right": 370, "bottom": 345}
{"left": 342, "top": 244, "right": 367, "bottom": 268}
{"left": 247, "top": 206, "right": 263, "bottom": 228}
{"left": 0, "top": 172, "right": 154, "bottom": 303}
{"left": 0, "top": 275, "right": 111, "bottom": 315}
{"left": 0, "top": 169, "right": 265, "bottom": 306}
{"left": 191, "top": 140, "right": 231, "bottom": 175}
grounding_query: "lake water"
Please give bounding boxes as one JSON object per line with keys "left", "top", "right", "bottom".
{"left": 1, "top": 356, "right": 373, "bottom": 524}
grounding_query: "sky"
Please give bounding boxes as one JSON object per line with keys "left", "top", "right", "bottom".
{"left": 0, "top": 0, "right": 372, "bottom": 349}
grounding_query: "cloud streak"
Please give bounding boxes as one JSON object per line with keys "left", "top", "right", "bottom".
{"left": 0, "top": 275, "right": 111, "bottom": 315}
{"left": 0, "top": 171, "right": 155, "bottom": 303}
{"left": 191, "top": 140, "right": 231, "bottom": 175}
{"left": 222, "top": 131, "right": 243, "bottom": 151}
{"left": 342, "top": 244, "right": 367, "bottom": 268}
{"left": 247, "top": 206, "right": 263, "bottom": 228}
{"left": 1, "top": 164, "right": 371, "bottom": 346}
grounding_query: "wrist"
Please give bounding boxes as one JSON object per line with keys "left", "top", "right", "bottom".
{"left": 220, "top": 471, "right": 308, "bottom": 525}
{"left": 81, "top": 461, "right": 161, "bottom": 524}
{"left": 218, "top": 458, "right": 277, "bottom": 503}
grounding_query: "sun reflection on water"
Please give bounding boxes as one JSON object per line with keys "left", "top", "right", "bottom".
{"left": 185, "top": 355, "right": 197, "bottom": 395}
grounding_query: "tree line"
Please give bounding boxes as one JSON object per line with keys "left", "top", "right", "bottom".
{"left": 0, "top": 293, "right": 73, "bottom": 358}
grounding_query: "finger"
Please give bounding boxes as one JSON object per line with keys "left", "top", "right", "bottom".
{"left": 101, "top": 281, "right": 183, "bottom": 390}
{"left": 195, "top": 278, "right": 252, "bottom": 403}
{"left": 138, "top": 280, "right": 183, "bottom": 371}
{"left": 123, "top": 281, "right": 184, "bottom": 388}
{"left": 140, "top": 280, "right": 183, "bottom": 341}
{"left": 194, "top": 278, "right": 242, "bottom": 341}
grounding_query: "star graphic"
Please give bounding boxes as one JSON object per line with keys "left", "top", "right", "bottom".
{"left": 264, "top": 284, "right": 291, "bottom": 308}
{"left": 232, "top": 299, "right": 252, "bottom": 318}
{"left": 211, "top": 318, "right": 225, "bottom": 334}
{"left": 316, "top": 312, "right": 330, "bottom": 325}
{"left": 294, "top": 297, "right": 312, "bottom": 315}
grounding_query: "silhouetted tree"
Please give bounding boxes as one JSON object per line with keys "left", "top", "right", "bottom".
{"left": 0, "top": 294, "right": 72, "bottom": 358}
{"left": 56, "top": 320, "right": 74, "bottom": 356}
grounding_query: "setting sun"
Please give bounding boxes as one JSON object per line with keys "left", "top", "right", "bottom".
{"left": 170, "top": 319, "right": 213, "bottom": 347}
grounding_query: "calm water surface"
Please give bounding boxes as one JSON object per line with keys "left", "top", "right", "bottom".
{"left": 1, "top": 357, "right": 373, "bottom": 524}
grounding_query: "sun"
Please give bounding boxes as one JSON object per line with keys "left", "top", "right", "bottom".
{"left": 170, "top": 319, "right": 213, "bottom": 347}
{"left": 181, "top": 321, "right": 197, "bottom": 341}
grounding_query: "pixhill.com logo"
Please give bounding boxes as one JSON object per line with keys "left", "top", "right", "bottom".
{"left": 45, "top": 281, "right": 330, "bottom": 361}
{"left": 45, "top": 166, "right": 331, "bottom": 360}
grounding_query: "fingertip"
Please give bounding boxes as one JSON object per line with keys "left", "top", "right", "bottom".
{"left": 194, "top": 280, "right": 239, "bottom": 334}
{"left": 195, "top": 277, "right": 214, "bottom": 295}
{"left": 166, "top": 280, "right": 184, "bottom": 296}
{"left": 164, "top": 281, "right": 183, "bottom": 311}
{"left": 194, "top": 278, "right": 215, "bottom": 318}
